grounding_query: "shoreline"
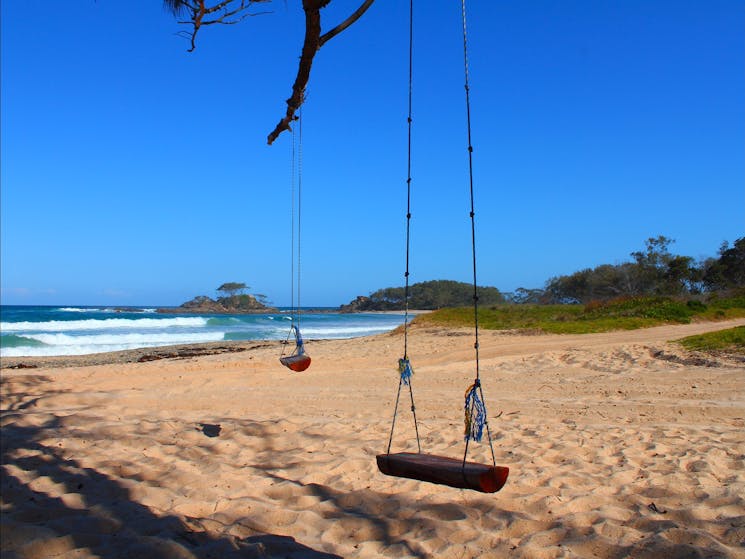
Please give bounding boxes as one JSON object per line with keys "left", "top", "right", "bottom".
{"left": 2, "top": 317, "right": 742, "bottom": 371}
{"left": 0, "top": 340, "right": 285, "bottom": 370}
{"left": 1, "top": 308, "right": 431, "bottom": 366}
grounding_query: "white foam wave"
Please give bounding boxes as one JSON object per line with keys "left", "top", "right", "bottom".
{"left": 0, "top": 316, "right": 208, "bottom": 332}
{"left": 1, "top": 331, "right": 225, "bottom": 357}
{"left": 27, "top": 331, "right": 224, "bottom": 346}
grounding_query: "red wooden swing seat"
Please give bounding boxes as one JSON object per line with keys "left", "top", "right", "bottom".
{"left": 376, "top": 452, "right": 509, "bottom": 493}
{"left": 280, "top": 353, "right": 311, "bottom": 372}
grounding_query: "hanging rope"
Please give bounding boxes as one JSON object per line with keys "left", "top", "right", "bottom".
{"left": 282, "top": 111, "right": 304, "bottom": 359}
{"left": 290, "top": 117, "right": 297, "bottom": 325}
{"left": 279, "top": 110, "right": 312, "bottom": 372}
{"left": 460, "top": 0, "right": 496, "bottom": 467}
{"left": 385, "top": 0, "right": 421, "bottom": 456}
{"left": 403, "top": 0, "right": 414, "bottom": 363}
{"left": 282, "top": 119, "right": 298, "bottom": 356}
{"left": 295, "top": 107, "right": 303, "bottom": 332}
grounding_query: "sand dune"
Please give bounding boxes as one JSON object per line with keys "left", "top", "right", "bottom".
{"left": 2, "top": 319, "right": 744, "bottom": 558}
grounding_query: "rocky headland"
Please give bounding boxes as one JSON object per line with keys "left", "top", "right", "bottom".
{"left": 157, "top": 294, "right": 277, "bottom": 314}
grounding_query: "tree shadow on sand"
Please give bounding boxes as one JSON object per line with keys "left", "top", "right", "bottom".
{"left": 1, "top": 375, "right": 341, "bottom": 559}
{"left": 1, "top": 374, "right": 470, "bottom": 559}
{"left": 5, "top": 374, "right": 739, "bottom": 559}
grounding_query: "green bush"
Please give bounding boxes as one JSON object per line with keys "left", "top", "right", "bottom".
{"left": 678, "top": 326, "right": 745, "bottom": 353}
{"left": 686, "top": 300, "right": 707, "bottom": 312}
{"left": 708, "top": 294, "right": 745, "bottom": 309}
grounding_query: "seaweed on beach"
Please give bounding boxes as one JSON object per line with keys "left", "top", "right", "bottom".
{"left": 136, "top": 345, "right": 249, "bottom": 362}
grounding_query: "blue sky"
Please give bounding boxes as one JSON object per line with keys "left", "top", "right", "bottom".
{"left": 2, "top": 1, "right": 743, "bottom": 307}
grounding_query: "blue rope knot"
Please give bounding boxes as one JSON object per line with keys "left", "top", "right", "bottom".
{"left": 293, "top": 325, "right": 305, "bottom": 355}
{"left": 398, "top": 358, "right": 414, "bottom": 386}
{"left": 464, "top": 381, "right": 486, "bottom": 442}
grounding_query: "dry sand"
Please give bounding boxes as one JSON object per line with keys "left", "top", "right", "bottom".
{"left": 2, "top": 319, "right": 744, "bottom": 558}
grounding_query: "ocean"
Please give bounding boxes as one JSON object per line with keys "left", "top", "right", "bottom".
{"left": 0, "top": 306, "right": 407, "bottom": 357}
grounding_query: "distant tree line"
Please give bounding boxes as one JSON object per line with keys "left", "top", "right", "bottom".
{"left": 341, "top": 280, "right": 505, "bottom": 311}
{"left": 341, "top": 236, "right": 744, "bottom": 311}
{"left": 509, "top": 236, "right": 744, "bottom": 305}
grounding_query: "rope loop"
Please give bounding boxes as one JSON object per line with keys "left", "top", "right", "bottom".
{"left": 398, "top": 358, "right": 414, "bottom": 386}
{"left": 464, "top": 381, "right": 487, "bottom": 442}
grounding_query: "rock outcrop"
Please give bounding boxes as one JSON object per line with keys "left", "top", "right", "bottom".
{"left": 339, "top": 295, "right": 373, "bottom": 313}
{"left": 158, "top": 294, "right": 276, "bottom": 314}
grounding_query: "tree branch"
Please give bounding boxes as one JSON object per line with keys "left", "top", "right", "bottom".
{"left": 266, "top": 0, "right": 376, "bottom": 144}
{"left": 319, "top": 0, "right": 375, "bottom": 47}
{"left": 266, "top": 0, "right": 324, "bottom": 145}
{"left": 166, "top": 0, "right": 270, "bottom": 52}
{"left": 164, "top": 0, "right": 377, "bottom": 145}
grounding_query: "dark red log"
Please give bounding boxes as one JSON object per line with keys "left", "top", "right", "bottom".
{"left": 377, "top": 452, "right": 509, "bottom": 493}
{"left": 280, "top": 354, "right": 312, "bottom": 372}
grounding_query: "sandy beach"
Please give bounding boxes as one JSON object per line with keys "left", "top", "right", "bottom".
{"left": 2, "top": 319, "right": 744, "bottom": 558}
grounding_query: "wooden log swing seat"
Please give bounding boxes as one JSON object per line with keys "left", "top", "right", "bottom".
{"left": 377, "top": 452, "right": 509, "bottom": 493}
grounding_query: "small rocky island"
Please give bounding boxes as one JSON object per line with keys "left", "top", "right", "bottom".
{"left": 157, "top": 282, "right": 277, "bottom": 314}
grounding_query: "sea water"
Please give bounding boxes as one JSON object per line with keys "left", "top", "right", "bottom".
{"left": 0, "top": 306, "right": 406, "bottom": 357}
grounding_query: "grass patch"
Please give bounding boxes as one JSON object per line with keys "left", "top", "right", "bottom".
{"left": 415, "top": 295, "right": 745, "bottom": 334}
{"left": 676, "top": 326, "right": 745, "bottom": 354}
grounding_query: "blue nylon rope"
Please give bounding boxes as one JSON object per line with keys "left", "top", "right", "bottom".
{"left": 464, "top": 382, "right": 486, "bottom": 442}
{"left": 398, "top": 358, "right": 413, "bottom": 386}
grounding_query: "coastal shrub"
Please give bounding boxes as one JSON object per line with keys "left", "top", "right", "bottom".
{"left": 686, "top": 300, "right": 707, "bottom": 312}
{"left": 579, "top": 296, "right": 693, "bottom": 322}
{"left": 695, "top": 291, "right": 745, "bottom": 320}
{"left": 677, "top": 326, "right": 745, "bottom": 353}
{"left": 707, "top": 292, "right": 745, "bottom": 309}
{"left": 419, "top": 295, "right": 714, "bottom": 333}
{"left": 583, "top": 300, "right": 605, "bottom": 313}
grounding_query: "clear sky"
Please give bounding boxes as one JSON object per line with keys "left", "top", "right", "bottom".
{"left": 2, "top": 1, "right": 743, "bottom": 307}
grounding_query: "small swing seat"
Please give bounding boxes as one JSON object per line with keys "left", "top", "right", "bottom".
{"left": 376, "top": 452, "right": 509, "bottom": 493}
{"left": 280, "top": 353, "right": 311, "bottom": 372}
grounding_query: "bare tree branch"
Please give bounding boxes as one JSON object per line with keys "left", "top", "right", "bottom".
{"left": 266, "top": 0, "right": 376, "bottom": 144}
{"left": 166, "top": 0, "right": 271, "bottom": 52}
{"left": 266, "top": 0, "right": 325, "bottom": 145}
{"left": 319, "top": 0, "right": 374, "bottom": 47}
{"left": 164, "top": 0, "right": 377, "bottom": 145}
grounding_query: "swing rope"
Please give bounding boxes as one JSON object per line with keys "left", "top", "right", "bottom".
{"left": 460, "top": 0, "right": 496, "bottom": 467}
{"left": 296, "top": 110, "right": 303, "bottom": 337}
{"left": 282, "top": 111, "right": 304, "bottom": 358}
{"left": 385, "top": 0, "right": 421, "bottom": 456}
{"left": 290, "top": 116, "right": 298, "bottom": 328}
{"left": 376, "top": 0, "right": 509, "bottom": 494}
